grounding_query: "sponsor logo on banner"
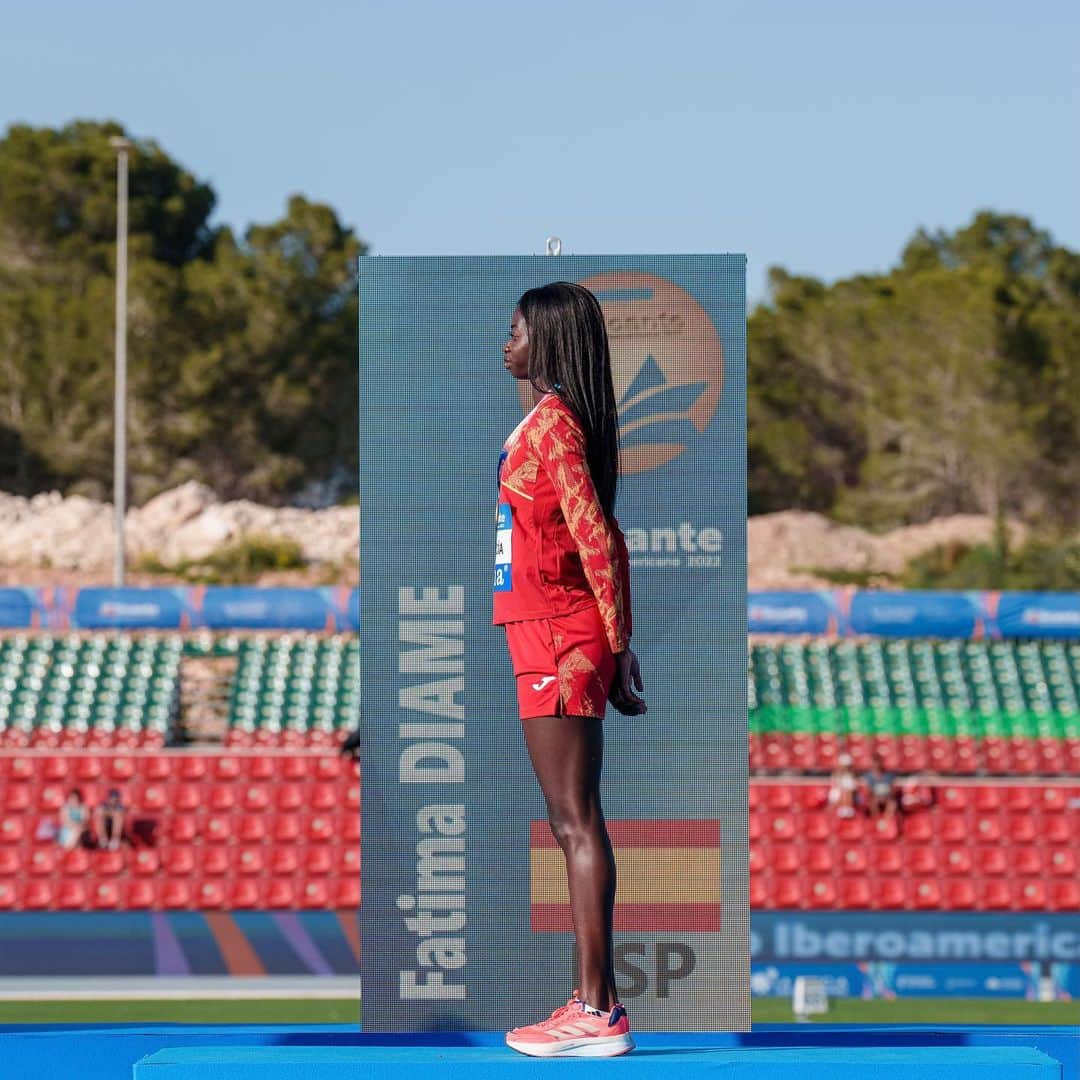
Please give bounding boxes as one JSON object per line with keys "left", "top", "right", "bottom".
{"left": 517, "top": 272, "right": 727, "bottom": 574}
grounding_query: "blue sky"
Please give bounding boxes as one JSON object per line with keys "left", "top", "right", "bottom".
{"left": 2, "top": 0, "right": 1077, "bottom": 302}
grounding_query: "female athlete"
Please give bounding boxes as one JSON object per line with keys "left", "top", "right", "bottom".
{"left": 493, "top": 281, "right": 646, "bottom": 1058}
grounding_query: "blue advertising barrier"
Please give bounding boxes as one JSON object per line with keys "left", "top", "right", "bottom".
{"left": 748, "top": 591, "right": 837, "bottom": 634}
{"left": 1, "top": 587, "right": 1078, "bottom": 638}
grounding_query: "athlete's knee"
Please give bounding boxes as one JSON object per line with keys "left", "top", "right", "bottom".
{"left": 547, "top": 802, "right": 604, "bottom": 853}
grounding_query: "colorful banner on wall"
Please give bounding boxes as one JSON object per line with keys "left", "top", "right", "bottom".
{"left": 358, "top": 255, "right": 749, "bottom": 1031}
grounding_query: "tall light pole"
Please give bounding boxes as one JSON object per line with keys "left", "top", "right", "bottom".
{"left": 109, "top": 136, "right": 132, "bottom": 588}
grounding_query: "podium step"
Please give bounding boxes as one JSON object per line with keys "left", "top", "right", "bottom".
{"left": 134, "top": 1044, "right": 1060, "bottom": 1080}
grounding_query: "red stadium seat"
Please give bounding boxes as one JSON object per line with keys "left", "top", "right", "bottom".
{"left": 299, "top": 880, "right": 330, "bottom": 908}
{"left": 1004, "top": 786, "right": 1034, "bottom": 812}
{"left": 939, "top": 816, "right": 969, "bottom": 844}
{"left": 340, "top": 847, "right": 360, "bottom": 875}
{"left": 310, "top": 783, "right": 338, "bottom": 812}
{"left": 802, "top": 812, "right": 832, "bottom": 843}
{"left": 126, "top": 881, "right": 156, "bottom": 909}
{"left": 22, "top": 881, "right": 54, "bottom": 909}
{"left": 945, "top": 880, "right": 977, "bottom": 909}
{"left": 165, "top": 847, "right": 195, "bottom": 876}
{"left": 241, "top": 785, "right": 271, "bottom": 812}
{"left": 280, "top": 756, "right": 310, "bottom": 781}
{"left": 978, "top": 848, "right": 1008, "bottom": 876}
{"left": 236, "top": 849, "right": 264, "bottom": 876}
{"left": 937, "top": 786, "right": 969, "bottom": 814}
{"left": 90, "top": 882, "right": 120, "bottom": 909}
{"left": 133, "top": 783, "right": 168, "bottom": 814}
{"left": 772, "top": 878, "right": 802, "bottom": 909}
{"left": 208, "top": 785, "right": 236, "bottom": 813}
{"left": 749, "top": 847, "right": 766, "bottom": 875}
{"left": 276, "top": 784, "right": 305, "bottom": 812}
{"left": 246, "top": 756, "right": 277, "bottom": 781}
{"left": 179, "top": 757, "right": 208, "bottom": 781}
{"left": 344, "top": 783, "right": 360, "bottom": 812}
{"left": 3, "top": 785, "right": 31, "bottom": 812}
{"left": 42, "top": 757, "right": 69, "bottom": 782}
{"left": 1006, "top": 813, "right": 1038, "bottom": 844}
{"left": 3, "top": 757, "right": 35, "bottom": 782}
{"left": 305, "top": 848, "right": 334, "bottom": 877}
{"left": 981, "top": 880, "right": 1013, "bottom": 910}
{"left": 972, "top": 786, "right": 1002, "bottom": 812}
{"left": 1050, "top": 880, "right": 1080, "bottom": 911}
{"left": 200, "top": 848, "right": 229, "bottom": 876}
{"left": 973, "top": 816, "right": 1002, "bottom": 844}
{"left": 196, "top": 881, "right": 226, "bottom": 908}
{"left": 28, "top": 847, "right": 56, "bottom": 876}
{"left": 771, "top": 845, "right": 801, "bottom": 875}
{"left": 0, "top": 819, "right": 25, "bottom": 845}
{"left": 96, "top": 850, "right": 125, "bottom": 876}
{"left": 766, "top": 786, "right": 794, "bottom": 811}
{"left": 1043, "top": 816, "right": 1072, "bottom": 845}
{"left": 342, "top": 814, "right": 361, "bottom": 843}
{"left": 133, "top": 850, "right": 160, "bottom": 876}
{"left": 836, "top": 816, "right": 866, "bottom": 843}
{"left": 109, "top": 756, "right": 137, "bottom": 782}
{"left": 840, "top": 878, "right": 872, "bottom": 908}
{"left": 1013, "top": 847, "right": 1043, "bottom": 876}
{"left": 237, "top": 815, "right": 267, "bottom": 843}
{"left": 942, "top": 846, "right": 972, "bottom": 876}
{"left": 0, "top": 849, "right": 18, "bottom": 876}
{"left": 334, "top": 879, "right": 361, "bottom": 908}
{"left": 911, "top": 879, "right": 941, "bottom": 909}
{"left": 55, "top": 880, "right": 85, "bottom": 910}
{"left": 875, "top": 879, "right": 907, "bottom": 910}
{"left": 170, "top": 815, "right": 198, "bottom": 843}
{"left": 274, "top": 815, "right": 302, "bottom": 844}
{"left": 57, "top": 847, "right": 88, "bottom": 877}
{"left": 874, "top": 846, "right": 903, "bottom": 875}
{"left": 1041, "top": 787, "right": 1068, "bottom": 813}
{"left": 0, "top": 882, "right": 16, "bottom": 909}
{"left": 307, "top": 814, "right": 335, "bottom": 844}
{"left": 229, "top": 881, "right": 260, "bottom": 909}
{"left": 806, "top": 878, "right": 836, "bottom": 909}
{"left": 907, "top": 846, "right": 938, "bottom": 875}
{"left": 202, "top": 815, "right": 232, "bottom": 844}
{"left": 748, "top": 785, "right": 762, "bottom": 812}
{"left": 806, "top": 846, "right": 834, "bottom": 875}
{"left": 214, "top": 756, "right": 242, "bottom": 781}
{"left": 1015, "top": 881, "right": 1047, "bottom": 910}
{"left": 266, "top": 881, "right": 296, "bottom": 908}
{"left": 162, "top": 881, "right": 192, "bottom": 909}
{"left": 1047, "top": 848, "right": 1077, "bottom": 877}
{"left": 903, "top": 814, "right": 934, "bottom": 843}
{"left": 271, "top": 848, "right": 299, "bottom": 876}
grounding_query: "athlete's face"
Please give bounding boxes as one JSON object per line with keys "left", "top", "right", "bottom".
{"left": 503, "top": 308, "right": 530, "bottom": 380}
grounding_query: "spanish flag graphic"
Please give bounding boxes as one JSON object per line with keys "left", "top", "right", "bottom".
{"left": 530, "top": 819, "right": 721, "bottom": 932}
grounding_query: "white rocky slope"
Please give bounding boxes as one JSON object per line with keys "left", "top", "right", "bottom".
{"left": 0, "top": 481, "right": 1028, "bottom": 589}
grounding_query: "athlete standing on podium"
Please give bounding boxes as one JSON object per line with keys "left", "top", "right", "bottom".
{"left": 493, "top": 281, "right": 646, "bottom": 1058}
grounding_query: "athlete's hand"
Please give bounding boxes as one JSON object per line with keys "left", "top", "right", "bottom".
{"left": 610, "top": 648, "right": 646, "bottom": 716}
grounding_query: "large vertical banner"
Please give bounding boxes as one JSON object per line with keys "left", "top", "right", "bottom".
{"left": 360, "top": 256, "right": 747, "bottom": 1031}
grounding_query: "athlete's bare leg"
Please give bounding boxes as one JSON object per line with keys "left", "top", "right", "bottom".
{"left": 521, "top": 714, "right": 617, "bottom": 1012}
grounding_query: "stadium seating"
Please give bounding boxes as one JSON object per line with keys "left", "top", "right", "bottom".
{"left": 0, "top": 751, "right": 360, "bottom": 910}
{"left": 749, "top": 780, "right": 1080, "bottom": 912}
{"left": 750, "top": 639, "right": 1080, "bottom": 775}
{"left": 0, "top": 634, "right": 180, "bottom": 748}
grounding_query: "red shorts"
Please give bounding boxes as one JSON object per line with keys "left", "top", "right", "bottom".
{"left": 504, "top": 605, "right": 616, "bottom": 720}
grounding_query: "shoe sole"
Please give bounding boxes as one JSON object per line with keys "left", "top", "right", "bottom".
{"left": 505, "top": 1033, "right": 635, "bottom": 1058}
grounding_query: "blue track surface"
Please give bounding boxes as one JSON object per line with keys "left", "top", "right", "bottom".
{"left": 0, "top": 1025, "right": 1074, "bottom": 1080}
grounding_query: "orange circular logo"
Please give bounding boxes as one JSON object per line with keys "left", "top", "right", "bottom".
{"left": 518, "top": 272, "right": 723, "bottom": 474}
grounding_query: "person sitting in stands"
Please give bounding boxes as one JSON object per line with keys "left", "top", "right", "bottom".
{"left": 826, "top": 754, "right": 858, "bottom": 818}
{"left": 94, "top": 788, "right": 127, "bottom": 851}
{"left": 57, "top": 788, "right": 88, "bottom": 850}
{"left": 863, "top": 757, "right": 898, "bottom": 818}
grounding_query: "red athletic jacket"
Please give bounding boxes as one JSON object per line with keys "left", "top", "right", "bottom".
{"left": 493, "top": 393, "right": 632, "bottom": 653}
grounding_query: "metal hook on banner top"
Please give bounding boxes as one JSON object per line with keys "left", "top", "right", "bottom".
{"left": 545, "top": 236, "right": 562, "bottom": 256}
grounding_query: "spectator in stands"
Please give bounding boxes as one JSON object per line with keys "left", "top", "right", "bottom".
{"left": 94, "top": 788, "right": 126, "bottom": 851}
{"left": 898, "top": 771, "right": 935, "bottom": 814}
{"left": 863, "top": 757, "right": 898, "bottom": 818}
{"left": 57, "top": 788, "right": 88, "bottom": 850}
{"left": 827, "top": 754, "right": 858, "bottom": 818}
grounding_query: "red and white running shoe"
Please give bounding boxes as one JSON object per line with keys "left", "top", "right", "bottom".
{"left": 505, "top": 992, "right": 634, "bottom": 1058}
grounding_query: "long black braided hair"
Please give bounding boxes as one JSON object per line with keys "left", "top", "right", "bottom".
{"left": 517, "top": 281, "right": 620, "bottom": 519}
